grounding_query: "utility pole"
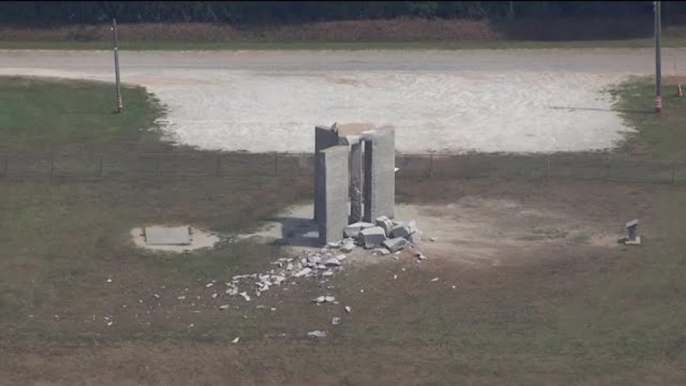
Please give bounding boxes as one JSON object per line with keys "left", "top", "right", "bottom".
{"left": 655, "top": 1, "right": 662, "bottom": 113}
{"left": 112, "top": 18, "right": 123, "bottom": 113}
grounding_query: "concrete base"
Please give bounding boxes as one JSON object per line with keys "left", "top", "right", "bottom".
{"left": 144, "top": 226, "right": 191, "bottom": 245}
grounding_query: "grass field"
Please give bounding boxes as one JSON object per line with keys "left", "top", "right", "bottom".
{"left": 2, "top": 76, "right": 686, "bottom": 385}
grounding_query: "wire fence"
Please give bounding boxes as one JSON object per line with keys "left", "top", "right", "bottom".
{"left": 0, "top": 151, "right": 684, "bottom": 186}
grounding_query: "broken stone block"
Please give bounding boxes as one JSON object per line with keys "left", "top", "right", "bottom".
{"left": 375, "top": 216, "right": 394, "bottom": 236}
{"left": 390, "top": 223, "right": 411, "bottom": 239}
{"left": 332, "top": 317, "right": 341, "bottom": 325}
{"left": 383, "top": 237, "right": 409, "bottom": 253}
{"left": 344, "top": 222, "right": 375, "bottom": 238}
{"left": 359, "top": 226, "right": 387, "bottom": 248}
{"left": 373, "top": 248, "right": 391, "bottom": 256}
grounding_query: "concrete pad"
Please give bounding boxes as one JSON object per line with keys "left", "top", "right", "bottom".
{"left": 145, "top": 226, "right": 191, "bottom": 245}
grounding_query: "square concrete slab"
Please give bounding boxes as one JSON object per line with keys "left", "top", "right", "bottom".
{"left": 145, "top": 226, "right": 191, "bottom": 245}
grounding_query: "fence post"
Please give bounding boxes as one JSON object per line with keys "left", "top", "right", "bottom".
{"left": 429, "top": 154, "right": 434, "bottom": 178}
{"left": 672, "top": 161, "right": 677, "bottom": 186}
{"left": 274, "top": 153, "right": 279, "bottom": 176}
{"left": 216, "top": 154, "right": 221, "bottom": 176}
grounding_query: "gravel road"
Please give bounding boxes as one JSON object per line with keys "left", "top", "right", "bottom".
{"left": 2, "top": 48, "right": 683, "bottom": 153}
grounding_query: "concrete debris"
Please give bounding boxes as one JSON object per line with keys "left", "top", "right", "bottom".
{"left": 153, "top": 293, "right": 160, "bottom": 299}
{"left": 322, "top": 271, "right": 334, "bottom": 277}
{"left": 336, "top": 253, "right": 347, "bottom": 261}
{"left": 327, "top": 241, "right": 341, "bottom": 249}
{"left": 307, "top": 330, "right": 327, "bottom": 338}
{"left": 324, "top": 257, "right": 342, "bottom": 267}
{"left": 344, "top": 222, "right": 375, "bottom": 238}
{"left": 359, "top": 226, "right": 387, "bottom": 248}
{"left": 340, "top": 239, "right": 355, "bottom": 252}
{"left": 332, "top": 317, "right": 341, "bottom": 325}
{"left": 107, "top": 321, "right": 113, "bottom": 327}
{"left": 375, "top": 216, "right": 394, "bottom": 236}
{"left": 212, "top": 293, "right": 219, "bottom": 298}
{"left": 373, "top": 247, "right": 391, "bottom": 256}
{"left": 220, "top": 304, "right": 230, "bottom": 310}
{"left": 206, "top": 283, "right": 214, "bottom": 288}
{"left": 431, "top": 277, "right": 439, "bottom": 282}
{"left": 393, "top": 275, "right": 398, "bottom": 280}
{"left": 239, "top": 292, "right": 251, "bottom": 302}
{"left": 106, "top": 278, "right": 112, "bottom": 283}
{"left": 177, "top": 296, "right": 186, "bottom": 300}
{"left": 390, "top": 223, "right": 412, "bottom": 239}
{"left": 232, "top": 337, "right": 240, "bottom": 343}
{"left": 452, "top": 285, "right": 456, "bottom": 289}
{"left": 294, "top": 268, "right": 312, "bottom": 278}
{"left": 383, "top": 237, "right": 409, "bottom": 253}
{"left": 345, "top": 306, "right": 352, "bottom": 313}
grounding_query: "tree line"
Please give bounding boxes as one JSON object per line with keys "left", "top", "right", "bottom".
{"left": 0, "top": 1, "right": 680, "bottom": 26}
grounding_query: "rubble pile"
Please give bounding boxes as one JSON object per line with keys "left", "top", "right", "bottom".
{"left": 340, "top": 216, "right": 420, "bottom": 256}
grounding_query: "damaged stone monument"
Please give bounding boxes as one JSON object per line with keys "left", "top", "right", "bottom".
{"left": 314, "top": 123, "right": 396, "bottom": 245}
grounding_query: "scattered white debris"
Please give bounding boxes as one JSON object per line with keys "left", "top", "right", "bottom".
{"left": 431, "top": 277, "right": 439, "bottom": 282}
{"left": 206, "top": 283, "right": 214, "bottom": 288}
{"left": 232, "top": 337, "right": 240, "bottom": 343}
{"left": 322, "top": 271, "right": 334, "bottom": 277}
{"left": 106, "top": 278, "right": 112, "bottom": 283}
{"left": 107, "top": 321, "right": 113, "bottom": 327}
{"left": 452, "top": 285, "right": 456, "bottom": 289}
{"left": 219, "top": 304, "right": 230, "bottom": 310}
{"left": 188, "top": 323, "right": 194, "bottom": 328}
{"left": 332, "top": 317, "right": 341, "bottom": 325}
{"left": 153, "top": 293, "right": 160, "bottom": 299}
{"left": 307, "top": 330, "right": 327, "bottom": 338}
{"left": 294, "top": 267, "right": 312, "bottom": 278}
{"left": 360, "top": 289, "right": 364, "bottom": 293}
{"left": 178, "top": 296, "right": 186, "bottom": 300}
{"left": 345, "top": 306, "right": 352, "bottom": 313}
{"left": 239, "top": 292, "right": 251, "bottom": 302}
{"left": 271, "top": 308, "right": 277, "bottom": 311}
{"left": 393, "top": 275, "right": 398, "bottom": 280}
{"left": 212, "top": 293, "right": 219, "bottom": 299}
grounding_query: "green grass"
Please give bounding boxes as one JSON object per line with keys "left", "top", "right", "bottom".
{"left": 1, "top": 37, "right": 686, "bottom": 51}
{"left": 0, "top": 76, "right": 164, "bottom": 154}
{"left": 611, "top": 77, "right": 686, "bottom": 160}
{"left": 3, "top": 75, "right": 686, "bottom": 385}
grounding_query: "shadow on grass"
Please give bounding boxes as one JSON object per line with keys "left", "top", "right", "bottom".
{"left": 549, "top": 105, "right": 654, "bottom": 114}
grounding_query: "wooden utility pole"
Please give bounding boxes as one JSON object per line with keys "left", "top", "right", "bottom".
{"left": 112, "top": 18, "right": 123, "bottom": 113}
{"left": 655, "top": 1, "right": 662, "bottom": 113}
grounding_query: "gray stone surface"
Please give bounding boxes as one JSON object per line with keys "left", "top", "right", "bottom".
{"left": 390, "top": 223, "right": 411, "bottom": 239}
{"left": 144, "top": 226, "right": 191, "bottom": 245}
{"left": 317, "top": 146, "right": 350, "bottom": 245}
{"left": 314, "top": 125, "right": 340, "bottom": 222}
{"left": 350, "top": 142, "right": 363, "bottom": 224}
{"left": 383, "top": 237, "right": 409, "bottom": 253}
{"left": 344, "top": 222, "right": 375, "bottom": 238}
{"left": 375, "top": 216, "right": 394, "bottom": 236}
{"left": 359, "top": 226, "right": 387, "bottom": 248}
{"left": 364, "top": 126, "right": 396, "bottom": 222}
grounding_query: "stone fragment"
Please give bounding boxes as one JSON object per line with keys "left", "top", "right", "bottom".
{"left": 307, "top": 330, "right": 327, "bottom": 338}
{"left": 383, "top": 237, "right": 409, "bottom": 253}
{"left": 375, "top": 216, "right": 394, "bottom": 236}
{"left": 359, "top": 226, "right": 387, "bottom": 248}
{"left": 323, "top": 257, "right": 342, "bottom": 267}
{"left": 340, "top": 239, "right": 355, "bottom": 252}
{"left": 294, "top": 268, "right": 312, "bottom": 277}
{"left": 390, "top": 223, "right": 411, "bottom": 239}
{"left": 332, "top": 317, "right": 341, "bottom": 325}
{"left": 345, "top": 306, "right": 352, "bottom": 313}
{"left": 344, "top": 222, "right": 375, "bottom": 238}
